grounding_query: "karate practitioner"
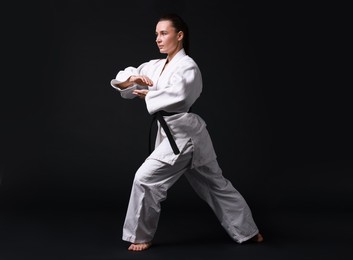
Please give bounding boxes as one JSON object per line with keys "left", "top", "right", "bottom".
{"left": 110, "top": 13, "right": 263, "bottom": 251}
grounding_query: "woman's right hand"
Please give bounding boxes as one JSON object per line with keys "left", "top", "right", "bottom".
{"left": 129, "top": 75, "right": 154, "bottom": 87}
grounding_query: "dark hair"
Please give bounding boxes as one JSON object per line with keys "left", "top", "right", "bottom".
{"left": 158, "top": 13, "right": 190, "bottom": 55}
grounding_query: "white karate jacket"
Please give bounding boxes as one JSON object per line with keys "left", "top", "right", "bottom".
{"left": 111, "top": 49, "right": 217, "bottom": 168}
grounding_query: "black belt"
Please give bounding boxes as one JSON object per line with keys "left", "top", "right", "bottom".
{"left": 149, "top": 110, "right": 180, "bottom": 155}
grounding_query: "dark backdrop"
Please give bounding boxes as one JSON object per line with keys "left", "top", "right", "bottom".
{"left": 1, "top": 1, "right": 352, "bottom": 226}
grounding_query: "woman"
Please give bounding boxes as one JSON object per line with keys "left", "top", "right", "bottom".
{"left": 110, "top": 13, "right": 263, "bottom": 251}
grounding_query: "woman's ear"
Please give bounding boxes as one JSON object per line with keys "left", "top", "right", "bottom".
{"left": 177, "top": 31, "right": 184, "bottom": 41}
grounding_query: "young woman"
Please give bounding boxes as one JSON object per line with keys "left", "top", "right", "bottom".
{"left": 111, "top": 13, "right": 263, "bottom": 251}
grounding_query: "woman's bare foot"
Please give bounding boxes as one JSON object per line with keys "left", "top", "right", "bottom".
{"left": 128, "top": 242, "right": 152, "bottom": 251}
{"left": 250, "top": 233, "right": 264, "bottom": 243}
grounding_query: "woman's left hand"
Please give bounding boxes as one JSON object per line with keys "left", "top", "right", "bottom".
{"left": 132, "top": 89, "right": 149, "bottom": 99}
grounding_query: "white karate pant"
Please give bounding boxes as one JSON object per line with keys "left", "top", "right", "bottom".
{"left": 122, "top": 140, "right": 259, "bottom": 244}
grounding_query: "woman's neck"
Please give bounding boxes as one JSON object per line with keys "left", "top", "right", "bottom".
{"left": 166, "top": 46, "right": 183, "bottom": 63}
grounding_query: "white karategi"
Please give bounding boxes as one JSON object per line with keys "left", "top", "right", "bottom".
{"left": 111, "top": 49, "right": 259, "bottom": 244}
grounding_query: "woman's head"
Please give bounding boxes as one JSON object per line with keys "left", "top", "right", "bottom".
{"left": 155, "top": 13, "right": 190, "bottom": 57}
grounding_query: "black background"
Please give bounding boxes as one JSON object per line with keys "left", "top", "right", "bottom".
{"left": 1, "top": 1, "right": 352, "bottom": 259}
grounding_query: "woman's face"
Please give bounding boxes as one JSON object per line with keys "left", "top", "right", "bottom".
{"left": 155, "top": 20, "right": 182, "bottom": 55}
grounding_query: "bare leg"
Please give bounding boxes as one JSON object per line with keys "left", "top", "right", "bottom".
{"left": 128, "top": 242, "right": 152, "bottom": 251}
